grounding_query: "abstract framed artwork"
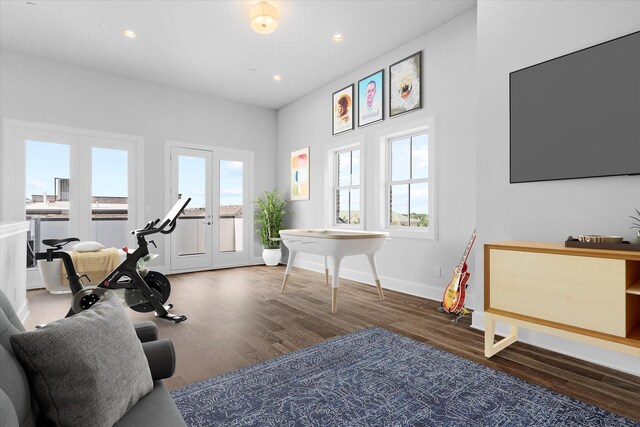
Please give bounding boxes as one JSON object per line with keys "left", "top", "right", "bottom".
{"left": 358, "top": 69, "right": 384, "bottom": 127}
{"left": 389, "top": 51, "right": 422, "bottom": 117}
{"left": 332, "top": 85, "right": 354, "bottom": 135}
{"left": 290, "top": 147, "right": 309, "bottom": 201}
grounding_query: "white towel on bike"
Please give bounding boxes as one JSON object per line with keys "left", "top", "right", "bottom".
{"left": 61, "top": 247, "right": 122, "bottom": 286}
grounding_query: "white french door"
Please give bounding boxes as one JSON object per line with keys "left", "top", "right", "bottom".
{"left": 3, "top": 120, "right": 143, "bottom": 286}
{"left": 169, "top": 144, "right": 252, "bottom": 271}
{"left": 170, "top": 147, "right": 213, "bottom": 270}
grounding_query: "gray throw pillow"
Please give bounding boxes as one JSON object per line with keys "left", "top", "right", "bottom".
{"left": 10, "top": 294, "right": 153, "bottom": 427}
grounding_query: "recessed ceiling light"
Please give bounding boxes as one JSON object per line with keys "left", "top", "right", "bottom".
{"left": 26, "top": 2, "right": 37, "bottom": 7}
{"left": 332, "top": 34, "right": 344, "bottom": 42}
{"left": 273, "top": 75, "right": 282, "bottom": 81}
{"left": 121, "top": 29, "right": 137, "bottom": 38}
{"left": 249, "top": 68, "right": 257, "bottom": 72}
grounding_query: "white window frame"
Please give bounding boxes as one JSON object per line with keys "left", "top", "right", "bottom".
{"left": 324, "top": 138, "right": 364, "bottom": 229}
{"left": 377, "top": 116, "right": 436, "bottom": 239}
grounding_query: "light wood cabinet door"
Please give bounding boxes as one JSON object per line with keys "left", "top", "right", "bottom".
{"left": 489, "top": 249, "right": 627, "bottom": 337}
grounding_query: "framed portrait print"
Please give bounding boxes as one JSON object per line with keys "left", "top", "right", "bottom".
{"left": 290, "top": 147, "right": 309, "bottom": 200}
{"left": 332, "top": 85, "right": 354, "bottom": 135}
{"left": 389, "top": 51, "right": 422, "bottom": 117}
{"left": 358, "top": 69, "right": 384, "bottom": 127}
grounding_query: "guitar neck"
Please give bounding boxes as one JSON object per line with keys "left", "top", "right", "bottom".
{"left": 458, "top": 230, "right": 477, "bottom": 267}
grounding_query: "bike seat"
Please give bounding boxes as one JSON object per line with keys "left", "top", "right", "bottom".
{"left": 42, "top": 237, "right": 80, "bottom": 248}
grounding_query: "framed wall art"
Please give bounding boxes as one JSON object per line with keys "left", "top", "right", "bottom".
{"left": 290, "top": 147, "right": 309, "bottom": 200}
{"left": 332, "top": 85, "right": 354, "bottom": 135}
{"left": 389, "top": 51, "right": 422, "bottom": 117}
{"left": 358, "top": 69, "right": 384, "bottom": 127}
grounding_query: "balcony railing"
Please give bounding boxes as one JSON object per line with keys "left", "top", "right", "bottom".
{"left": 26, "top": 215, "right": 243, "bottom": 268}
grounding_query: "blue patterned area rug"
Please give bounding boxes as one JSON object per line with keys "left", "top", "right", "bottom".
{"left": 170, "top": 327, "right": 638, "bottom": 426}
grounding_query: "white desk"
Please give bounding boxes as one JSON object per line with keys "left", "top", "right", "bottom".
{"left": 279, "top": 229, "right": 389, "bottom": 313}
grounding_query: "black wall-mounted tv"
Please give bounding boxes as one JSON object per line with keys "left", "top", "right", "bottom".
{"left": 510, "top": 31, "right": 640, "bottom": 183}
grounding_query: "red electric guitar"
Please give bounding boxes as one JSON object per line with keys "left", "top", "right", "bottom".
{"left": 441, "top": 230, "right": 476, "bottom": 315}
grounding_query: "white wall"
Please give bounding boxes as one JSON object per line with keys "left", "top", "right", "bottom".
{"left": 473, "top": 1, "right": 640, "bottom": 375}
{"left": 276, "top": 11, "right": 477, "bottom": 301}
{"left": 0, "top": 50, "right": 277, "bottom": 267}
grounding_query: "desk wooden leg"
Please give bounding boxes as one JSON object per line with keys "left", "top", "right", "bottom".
{"left": 330, "top": 256, "right": 341, "bottom": 313}
{"left": 324, "top": 256, "right": 329, "bottom": 286}
{"left": 484, "top": 312, "right": 519, "bottom": 357}
{"left": 366, "top": 253, "right": 384, "bottom": 301}
{"left": 281, "top": 250, "right": 297, "bottom": 293}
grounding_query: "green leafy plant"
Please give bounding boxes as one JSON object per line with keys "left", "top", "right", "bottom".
{"left": 631, "top": 208, "right": 640, "bottom": 230}
{"left": 254, "top": 189, "right": 288, "bottom": 249}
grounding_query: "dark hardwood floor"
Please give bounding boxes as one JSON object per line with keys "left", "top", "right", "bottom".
{"left": 25, "top": 265, "right": 640, "bottom": 422}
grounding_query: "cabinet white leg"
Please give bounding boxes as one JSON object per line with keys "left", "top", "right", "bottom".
{"left": 281, "top": 250, "right": 297, "bottom": 293}
{"left": 485, "top": 313, "right": 519, "bottom": 358}
{"left": 366, "top": 253, "right": 384, "bottom": 301}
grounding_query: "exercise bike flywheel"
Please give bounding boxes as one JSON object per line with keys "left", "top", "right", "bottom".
{"left": 71, "top": 287, "right": 111, "bottom": 313}
{"left": 125, "top": 271, "right": 171, "bottom": 313}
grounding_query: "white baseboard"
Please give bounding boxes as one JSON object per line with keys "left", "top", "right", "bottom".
{"left": 292, "top": 258, "right": 475, "bottom": 309}
{"left": 472, "top": 311, "right": 640, "bottom": 377}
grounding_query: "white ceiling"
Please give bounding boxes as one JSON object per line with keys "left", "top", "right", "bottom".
{"left": 0, "top": 0, "right": 476, "bottom": 110}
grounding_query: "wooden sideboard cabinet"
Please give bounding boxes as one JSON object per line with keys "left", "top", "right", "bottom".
{"left": 484, "top": 241, "right": 640, "bottom": 357}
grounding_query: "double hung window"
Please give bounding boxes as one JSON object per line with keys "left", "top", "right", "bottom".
{"left": 335, "top": 148, "right": 361, "bottom": 225}
{"left": 382, "top": 119, "right": 435, "bottom": 238}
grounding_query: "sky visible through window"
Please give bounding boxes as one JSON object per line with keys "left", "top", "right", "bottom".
{"left": 178, "top": 156, "right": 243, "bottom": 210}
{"left": 26, "top": 141, "right": 129, "bottom": 199}
{"left": 25, "top": 142, "right": 243, "bottom": 209}
{"left": 390, "top": 134, "right": 428, "bottom": 218}
{"left": 219, "top": 160, "right": 243, "bottom": 207}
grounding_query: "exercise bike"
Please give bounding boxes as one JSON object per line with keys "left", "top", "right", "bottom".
{"left": 35, "top": 198, "right": 191, "bottom": 323}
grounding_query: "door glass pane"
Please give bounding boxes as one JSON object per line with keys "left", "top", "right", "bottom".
{"left": 409, "top": 182, "right": 428, "bottom": 227}
{"left": 389, "top": 184, "right": 409, "bottom": 226}
{"left": 336, "top": 189, "right": 349, "bottom": 224}
{"left": 412, "top": 134, "right": 428, "bottom": 179}
{"left": 391, "top": 138, "right": 410, "bottom": 181}
{"left": 350, "top": 188, "right": 360, "bottom": 225}
{"left": 91, "top": 148, "right": 128, "bottom": 248}
{"left": 178, "top": 156, "right": 206, "bottom": 256}
{"left": 25, "top": 140, "right": 70, "bottom": 268}
{"left": 219, "top": 160, "right": 243, "bottom": 253}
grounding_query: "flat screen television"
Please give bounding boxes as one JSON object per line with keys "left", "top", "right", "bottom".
{"left": 510, "top": 31, "right": 640, "bottom": 183}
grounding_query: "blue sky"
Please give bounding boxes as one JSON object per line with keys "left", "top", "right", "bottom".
{"left": 26, "top": 141, "right": 128, "bottom": 199}
{"left": 26, "top": 141, "right": 244, "bottom": 209}
{"left": 178, "top": 156, "right": 243, "bottom": 209}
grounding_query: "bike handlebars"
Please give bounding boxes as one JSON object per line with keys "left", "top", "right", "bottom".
{"left": 133, "top": 198, "right": 191, "bottom": 237}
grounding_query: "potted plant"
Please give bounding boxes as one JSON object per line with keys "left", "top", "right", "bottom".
{"left": 631, "top": 208, "right": 640, "bottom": 244}
{"left": 254, "top": 189, "right": 288, "bottom": 266}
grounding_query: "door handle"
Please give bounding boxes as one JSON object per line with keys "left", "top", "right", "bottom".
{"left": 202, "top": 221, "right": 212, "bottom": 225}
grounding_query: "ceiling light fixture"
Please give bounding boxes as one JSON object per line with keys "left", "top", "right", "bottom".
{"left": 273, "top": 75, "right": 282, "bottom": 81}
{"left": 250, "top": 1, "right": 278, "bottom": 34}
{"left": 121, "top": 29, "right": 137, "bottom": 38}
{"left": 332, "top": 34, "right": 344, "bottom": 42}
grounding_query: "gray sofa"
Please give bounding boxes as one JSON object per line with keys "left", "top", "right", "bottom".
{"left": 0, "top": 289, "right": 186, "bottom": 427}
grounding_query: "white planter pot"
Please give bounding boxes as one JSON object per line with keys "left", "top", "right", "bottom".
{"left": 262, "top": 248, "right": 281, "bottom": 266}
